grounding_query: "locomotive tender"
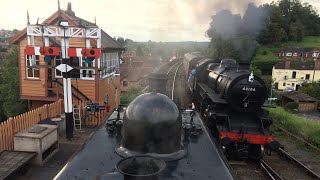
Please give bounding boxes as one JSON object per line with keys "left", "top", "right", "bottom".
{"left": 184, "top": 53, "right": 279, "bottom": 159}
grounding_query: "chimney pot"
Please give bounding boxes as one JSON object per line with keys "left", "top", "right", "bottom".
{"left": 285, "top": 60, "right": 291, "bottom": 69}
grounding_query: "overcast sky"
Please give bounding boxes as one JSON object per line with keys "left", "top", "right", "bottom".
{"left": 1, "top": 0, "right": 320, "bottom": 41}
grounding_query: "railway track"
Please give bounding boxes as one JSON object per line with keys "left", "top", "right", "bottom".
{"left": 231, "top": 148, "right": 320, "bottom": 180}
{"left": 260, "top": 148, "right": 320, "bottom": 180}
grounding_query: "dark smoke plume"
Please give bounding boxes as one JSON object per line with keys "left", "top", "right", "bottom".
{"left": 207, "top": 3, "right": 271, "bottom": 62}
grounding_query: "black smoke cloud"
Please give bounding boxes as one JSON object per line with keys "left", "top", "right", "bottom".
{"left": 207, "top": 2, "right": 271, "bottom": 62}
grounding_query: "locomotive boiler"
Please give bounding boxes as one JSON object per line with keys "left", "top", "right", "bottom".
{"left": 184, "top": 53, "right": 279, "bottom": 159}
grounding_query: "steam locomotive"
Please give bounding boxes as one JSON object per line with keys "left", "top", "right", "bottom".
{"left": 184, "top": 53, "right": 279, "bottom": 159}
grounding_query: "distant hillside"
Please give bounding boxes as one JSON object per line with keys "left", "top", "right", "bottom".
{"left": 252, "top": 36, "right": 320, "bottom": 75}
{"left": 253, "top": 36, "right": 320, "bottom": 62}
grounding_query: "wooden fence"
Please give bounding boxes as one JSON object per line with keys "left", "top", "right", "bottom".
{"left": 0, "top": 99, "right": 111, "bottom": 152}
{"left": 0, "top": 99, "right": 63, "bottom": 151}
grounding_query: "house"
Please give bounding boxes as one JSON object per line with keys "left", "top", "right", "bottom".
{"left": 277, "top": 47, "right": 320, "bottom": 60}
{"left": 281, "top": 91, "right": 318, "bottom": 112}
{"left": 9, "top": 2, "right": 124, "bottom": 110}
{"left": 272, "top": 60, "right": 320, "bottom": 90}
{"left": 120, "top": 70, "right": 143, "bottom": 93}
{"left": 119, "top": 55, "right": 160, "bottom": 93}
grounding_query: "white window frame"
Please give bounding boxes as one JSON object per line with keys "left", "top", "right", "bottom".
{"left": 80, "top": 56, "right": 95, "bottom": 80}
{"left": 26, "top": 55, "right": 40, "bottom": 79}
{"left": 100, "top": 52, "right": 119, "bottom": 79}
{"left": 312, "top": 51, "right": 319, "bottom": 58}
{"left": 286, "top": 52, "right": 292, "bottom": 57}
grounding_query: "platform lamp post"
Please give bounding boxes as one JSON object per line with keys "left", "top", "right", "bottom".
{"left": 312, "top": 52, "right": 319, "bottom": 83}
{"left": 55, "top": 20, "right": 74, "bottom": 139}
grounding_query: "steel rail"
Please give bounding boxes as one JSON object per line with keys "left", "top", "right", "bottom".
{"left": 259, "top": 159, "right": 284, "bottom": 180}
{"left": 278, "top": 148, "right": 320, "bottom": 179}
{"left": 166, "top": 61, "right": 181, "bottom": 75}
{"left": 171, "top": 63, "right": 183, "bottom": 100}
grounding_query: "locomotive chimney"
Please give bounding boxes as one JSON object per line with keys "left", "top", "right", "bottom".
{"left": 238, "top": 61, "right": 250, "bottom": 70}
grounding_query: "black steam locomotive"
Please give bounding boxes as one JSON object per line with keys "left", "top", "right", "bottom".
{"left": 184, "top": 53, "right": 279, "bottom": 159}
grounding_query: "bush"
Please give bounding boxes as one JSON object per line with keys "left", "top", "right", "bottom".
{"left": 120, "top": 87, "right": 143, "bottom": 105}
{"left": 251, "top": 59, "right": 281, "bottom": 74}
{"left": 284, "top": 102, "right": 299, "bottom": 113}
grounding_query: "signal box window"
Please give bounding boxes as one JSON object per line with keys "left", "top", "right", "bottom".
{"left": 292, "top": 71, "right": 296, "bottom": 79}
{"left": 306, "top": 74, "right": 310, "bottom": 80}
{"left": 123, "top": 81, "right": 128, "bottom": 87}
{"left": 80, "top": 56, "right": 95, "bottom": 80}
{"left": 26, "top": 55, "right": 40, "bottom": 79}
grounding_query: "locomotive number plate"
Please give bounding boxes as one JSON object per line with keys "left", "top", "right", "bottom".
{"left": 242, "top": 87, "right": 256, "bottom": 92}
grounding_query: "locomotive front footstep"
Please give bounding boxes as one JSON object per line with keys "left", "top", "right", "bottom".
{"left": 55, "top": 92, "right": 235, "bottom": 180}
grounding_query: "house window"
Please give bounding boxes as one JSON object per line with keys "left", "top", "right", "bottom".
{"left": 80, "top": 56, "right": 95, "bottom": 80}
{"left": 286, "top": 53, "right": 292, "bottom": 56}
{"left": 123, "top": 81, "right": 128, "bottom": 87}
{"left": 292, "top": 71, "right": 296, "bottom": 79}
{"left": 312, "top": 51, "right": 319, "bottom": 58}
{"left": 100, "top": 53, "right": 119, "bottom": 78}
{"left": 26, "top": 55, "right": 40, "bottom": 79}
{"left": 55, "top": 56, "right": 62, "bottom": 78}
{"left": 293, "top": 53, "right": 297, "bottom": 56}
{"left": 306, "top": 74, "right": 310, "bottom": 80}
{"left": 283, "top": 82, "right": 286, "bottom": 86}
{"left": 292, "top": 83, "right": 295, "bottom": 87}
{"left": 284, "top": 75, "right": 288, "bottom": 80}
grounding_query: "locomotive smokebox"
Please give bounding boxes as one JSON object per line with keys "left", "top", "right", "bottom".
{"left": 147, "top": 73, "right": 168, "bottom": 94}
{"left": 116, "top": 92, "right": 186, "bottom": 161}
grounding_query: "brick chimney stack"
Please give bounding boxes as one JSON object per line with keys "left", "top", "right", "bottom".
{"left": 284, "top": 60, "right": 291, "bottom": 69}
{"left": 315, "top": 60, "right": 320, "bottom": 70}
{"left": 65, "top": 2, "right": 75, "bottom": 16}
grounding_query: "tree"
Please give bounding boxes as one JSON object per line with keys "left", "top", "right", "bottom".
{"left": 136, "top": 46, "right": 144, "bottom": 57}
{"left": 299, "top": 81, "right": 320, "bottom": 101}
{"left": 116, "top": 37, "right": 125, "bottom": 46}
{"left": 0, "top": 46, "right": 28, "bottom": 121}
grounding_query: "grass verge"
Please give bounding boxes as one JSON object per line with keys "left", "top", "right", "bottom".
{"left": 267, "top": 106, "right": 320, "bottom": 148}
{"left": 120, "top": 87, "right": 144, "bottom": 105}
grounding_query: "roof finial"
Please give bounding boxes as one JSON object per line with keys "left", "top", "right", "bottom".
{"left": 58, "top": 0, "right": 60, "bottom": 10}
{"left": 94, "top": 16, "right": 96, "bottom": 25}
{"left": 27, "top": 9, "right": 30, "bottom": 25}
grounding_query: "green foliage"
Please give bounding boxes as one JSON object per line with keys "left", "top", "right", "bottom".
{"left": 207, "top": 35, "right": 240, "bottom": 60}
{"left": 252, "top": 59, "right": 281, "bottom": 73}
{"left": 136, "top": 46, "right": 144, "bottom": 57}
{"left": 119, "top": 37, "right": 208, "bottom": 60}
{"left": 120, "top": 87, "right": 143, "bottom": 105}
{"left": 285, "top": 36, "right": 320, "bottom": 47}
{"left": 267, "top": 106, "right": 320, "bottom": 147}
{"left": 284, "top": 102, "right": 299, "bottom": 113}
{"left": 250, "top": 65, "right": 262, "bottom": 77}
{"left": 298, "top": 81, "right": 320, "bottom": 101}
{"left": 259, "top": 0, "right": 320, "bottom": 45}
{"left": 0, "top": 46, "right": 28, "bottom": 122}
